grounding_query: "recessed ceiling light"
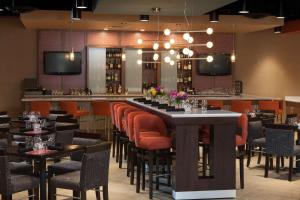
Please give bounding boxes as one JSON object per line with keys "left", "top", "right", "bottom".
{"left": 140, "top": 29, "right": 145, "bottom": 32}
{"left": 139, "top": 15, "right": 149, "bottom": 22}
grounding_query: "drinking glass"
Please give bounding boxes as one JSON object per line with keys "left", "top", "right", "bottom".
{"left": 201, "top": 100, "right": 208, "bottom": 112}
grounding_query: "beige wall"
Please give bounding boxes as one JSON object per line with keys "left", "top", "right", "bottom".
{"left": 0, "top": 17, "right": 37, "bottom": 116}
{"left": 235, "top": 29, "right": 300, "bottom": 98}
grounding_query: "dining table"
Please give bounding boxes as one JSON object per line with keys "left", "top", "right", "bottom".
{"left": 5, "top": 144, "right": 85, "bottom": 200}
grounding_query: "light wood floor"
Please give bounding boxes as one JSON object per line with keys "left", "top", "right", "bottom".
{"left": 13, "top": 154, "right": 300, "bottom": 200}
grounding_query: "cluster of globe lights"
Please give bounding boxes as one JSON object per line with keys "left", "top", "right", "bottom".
{"left": 136, "top": 27, "right": 214, "bottom": 65}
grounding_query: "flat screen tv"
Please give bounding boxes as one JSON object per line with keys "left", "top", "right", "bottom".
{"left": 197, "top": 54, "right": 232, "bottom": 76}
{"left": 44, "top": 51, "right": 82, "bottom": 75}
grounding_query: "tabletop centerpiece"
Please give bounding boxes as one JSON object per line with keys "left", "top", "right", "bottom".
{"left": 147, "top": 86, "right": 166, "bottom": 103}
{"left": 169, "top": 90, "right": 188, "bottom": 109}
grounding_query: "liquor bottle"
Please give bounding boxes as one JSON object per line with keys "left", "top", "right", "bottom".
{"left": 188, "top": 74, "right": 192, "bottom": 82}
{"left": 188, "top": 61, "right": 192, "bottom": 70}
{"left": 117, "top": 84, "right": 122, "bottom": 94}
{"left": 177, "top": 62, "right": 181, "bottom": 69}
{"left": 114, "top": 73, "right": 118, "bottom": 81}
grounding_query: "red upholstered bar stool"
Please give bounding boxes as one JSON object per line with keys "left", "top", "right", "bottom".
{"left": 125, "top": 110, "right": 149, "bottom": 182}
{"left": 134, "top": 114, "right": 172, "bottom": 199}
{"left": 258, "top": 100, "right": 283, "bottom": 122}
{"left": 231, "top": 100, "right": 252, "bottom": 113}
{"left": 91, "top": 101, "right": 111, "bottom": 139}
{"left": 30, "top": 101, "right": 51, "bottom": 117}
{"left": 236, "top": 113, "right": 248, "bottom": 189}
{"left": 115, "top": 104, "right": 136, "bottom": 168}
{"left": 110, "top": 102, "right": 127, "bottom": 158}
{"left": 207, "top": 100, "right": 224, "bottom": 109}
{"left": 59, "top": 101, "right": 89, "bottom": 128}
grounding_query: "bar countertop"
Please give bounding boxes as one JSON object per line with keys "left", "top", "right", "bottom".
{"left": 285, "top": 96, "right": 300, "bottom": 103}
{"left": 127, "top": 99, "right": 241, "bottom": 118}
{"left": 21, "top": 94, "right": 282, "bottom": 102}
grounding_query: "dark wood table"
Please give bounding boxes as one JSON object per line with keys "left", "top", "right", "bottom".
{"left": 128, "top": 99, "right": 241, "bottom": 200}
{"left": 6, "top": 145, "right": 85, "bottom": 200}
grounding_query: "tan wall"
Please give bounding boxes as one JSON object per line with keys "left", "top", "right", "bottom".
{"left": 0, "top": 17, "right": 37, "bottom": 116}
{"left": 235, "top": 29, "right": 300, "bottom": 98}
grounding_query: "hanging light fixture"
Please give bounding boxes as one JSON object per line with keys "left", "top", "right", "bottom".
{"left": 139, "top": 15, "right": 149, "bottom": 22}
{"left": 206, "top": 55, "right": 214, "bottom": 62}
{"left": 137, "top": 49, "right": 143, "bottom": 55}
{"left": 209, "top": 11, "right": 219, "bottom": 23}
{"left": 164, "top": 28, "right": 171, "bottom": 36}
{"left": 277, "top": 1, "right": 285, "bottom": 19}
{"left": 76, "top": 0, "right": 87, "bottom": 9}
{"left": 68, "top": 20, "right": 75, "bottom": 61}
{"left": 71, "top": 7, "right": 81, "bottom": 20}
{"left": 164, "top": 42, "right": 171, "bottom": 49}
{"left": 239, "top": 0, "right": 249, "bottom": 14}
{"left": 274, "top": 26, "right": 282, "bottom": 34}
{"left": 231, "top": 25, "right": 236, "bottom": 63}
{"left": 206, "top": 41, "right": 213, "bottom": 48}
{"left": 137, "top": 39, "right": 143, "bottom": 44}
{"left": 206, "top": 28, "right": 214, "bottom": 35}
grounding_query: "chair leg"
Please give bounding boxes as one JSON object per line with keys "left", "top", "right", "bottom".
{"left": 155, "top": 156, "right": 160, "bottom": 190}
{"left": 127, "top": 143, "right": 131, "bottom": 177}
{"left": 289, "top": 156, "right": 293, "bottom": 181}
{"left": 112, "top": 130, "right": 116, "bottom": 158}
{"left": 34, "top": 187, "right": 39, "bottom": 200}
{"left": 95, "top": 187, "right": 101, "bottom": 200}
{"left": 136, "top": 153, "right": 141, "bottom": 193}
{"left": 80, "top": 191, "right": 87, "bottom": 200}
{"left": 124, "top": 141, "right": 128, "bottom": 160}
{"left": 47, "top": 171, "right": 53, "bottom": 200}
{"left": 264, "top": 154, "right": 269, "bottom": 178}
{"left": 270, "top": 156, "right": 274, "bottom": 170}
{"left": 2, "top": 195, "right": 12, "bottom": 200}
{"left": 103, "top": 185, "right": 109, "bottom": 200}
{"left": 149, "top": 151, "right": 154, "bottom": 199}
{"left": 142, "top": 156, "right": 146, "bottom": 191}
{"left": 28, "top": 189, "right": 33, "bottom": 200}
{"left": 73, "top": 191, "right": 80, "bottom": 200}
{"left": 257, "top": 147, "right": 262, "bottom": 164}
{"left": 276, "top": 156, "right": 280, "bottom": 173}
{"left": 238, "top": 146, "right": 245, "bottom": 189}
{"left": 167, "top": 154, "right": 172, "bottom": 186}
{"left": 119, "top": 139, "right": 123, "bottom": 168}
{"left": 116, "top": 133, "right": 120, "bottom": 162}
{"left": 246, "top": 146, "right": 252, "bottom": 167}
{"left": 130, "top": 148, "right": 135, "bottom": 185}
{"left": 49, "top": 186, "right": 56, "bottom": 200}
{"left": 281, "top": 156, "right": 285, "bottom": 168}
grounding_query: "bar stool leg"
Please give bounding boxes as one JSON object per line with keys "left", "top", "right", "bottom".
{"left": 149, "top": 151, "right": 154, "bottom": 199}
{"left": 155, "top": 155, "right": 160, "bottom": 190}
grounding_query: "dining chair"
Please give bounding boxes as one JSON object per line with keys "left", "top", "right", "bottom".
{"left": 91, "top": 101, "right": 111, "bottom": 139}
{"left": 0, "top": 156, "right": 39, "bottom": 200}
{"left": 264, "top": 124, "right": 300, "bottom": 181}
{"left": 258, "top": 100, "right": 283, "bottom": 122}
{"left": 48, "top": 142, "right": 111, "bottom": 200}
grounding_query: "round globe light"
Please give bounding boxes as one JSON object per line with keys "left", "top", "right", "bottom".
{"left": 206, "top": 55, "right": 214, "bottom": 63}
{"left": 169, "top": 49, "right": 175, "bottom": 55}
{"left": 164, "top": 28, "right": 171, "bottom": 36}
{"left": 206, "top": 41, "right": 214, "bottom": 48}
{"left": 137, "top": 38, "right": 143, "bottom": 44}
{"left": 206, "top": 28, "right": 213, "bottom": 35}
{"left": 183, "top": 32, "right": 190, "bottom": 40}
{"left": 164, "top": 42, "right": 171, "bottom": 49}
{"left": 153, "top": 42, "right": 159, "bottom": 50}
{"left": 137, "top": 59, "right": 142, "bottom": 65}
{"left": 188, "top": 50, "right": 194, "bottom": 57}
{"left": 188, "top": 36, "right": 194, "bottom": 44}
{"left": 153, "top": 53, "right": 159, "bottom": 61}
{"left": 164, "top": 56, "right": 171, "bottom": 63}
{"left": 137, "top": 49, "right": 143, "bottom": 55}
{"left": 170, "top": 60, "right": 175, "bottom": 66}
{"left": 183, "top": 47, "right": 190, "bottom": 55}
{"left": 169, "top": 38, "right": 175, "bottom": 44}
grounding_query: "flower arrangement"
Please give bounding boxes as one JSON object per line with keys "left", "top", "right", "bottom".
{"left": 148, "top": 86, "right": 165, "bottom": 98}
{"left": 169, "top": 90, "right": 188, "bottom": 105}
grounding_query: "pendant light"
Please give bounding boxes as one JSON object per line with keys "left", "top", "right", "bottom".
{"left": 209, "top": 11, "right": 219, "bottom": 23}
{"left": 231, "top": 25, "right": 236, "bottom": 63}
{"left": 239, "top": 0, "right": 249, "bottom": 14}
{"left": 277, "top": 1, "right": 285, "bottom": 19}
{"left": 139, "top": 15, "right": 149, "bottom": 22}
{"left": 71, "top": 7, "right": 81, "bottom": 20}
{"left": 274, "top": 26, "right": 282, "bottom": 34}
{"left": 76, "top": 0, "right": 87, "bottom": 9}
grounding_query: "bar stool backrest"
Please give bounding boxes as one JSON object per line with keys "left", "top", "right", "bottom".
{"left": 231, "top": 100, "right": 252, "bottom": 113}
{"left": 31, "top": 101, "right": 51, "bottom": 117}
{"left": 92, "top": 101, "right": 111, "bottom": 116}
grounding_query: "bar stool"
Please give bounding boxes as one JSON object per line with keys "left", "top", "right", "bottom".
{"left": 92, "top": 101, "right": 111, "bottom": 139}
{"left": 59, "top": 101, "right": 89, "bottom": 128}
{"left": 124, "top": 109, "right": 148, "bottom": 180}
{"left": 207, "top": 100, "right": 224, "bottom": 109}
{"left": 110, "top": 102, "right": 127, "bottom": 159}
{"left": 134, "top": 114, "right": 172, "bottom": 199}
{"left": 231, "top": 100, "right": 252, "bottom": 113}
{"left": 31, "top": 101, "right": 51, "bottom": 117}
{"left": 258, "top": 100, "right": 283, "bottom": 122}
{"left": 115, "top": 104, "right": 137, "bottom": 168}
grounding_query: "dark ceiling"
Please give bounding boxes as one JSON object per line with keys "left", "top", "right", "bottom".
{"left": 1, "top": 0, "right": 300, "bottom": 22}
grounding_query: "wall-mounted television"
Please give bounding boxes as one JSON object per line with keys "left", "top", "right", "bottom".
{"left": 197, "top": 54, "right": 232, "bottom": 76}
{"left": 44, "top": 51, "right": 82, "bottom": 75}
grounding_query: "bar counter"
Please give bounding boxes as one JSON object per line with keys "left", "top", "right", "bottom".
{"left": 127, "top": 99, "right": 241, "bottom": 200}
{"left": 22, "top": 94, "right": 282, "bottom": 102}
